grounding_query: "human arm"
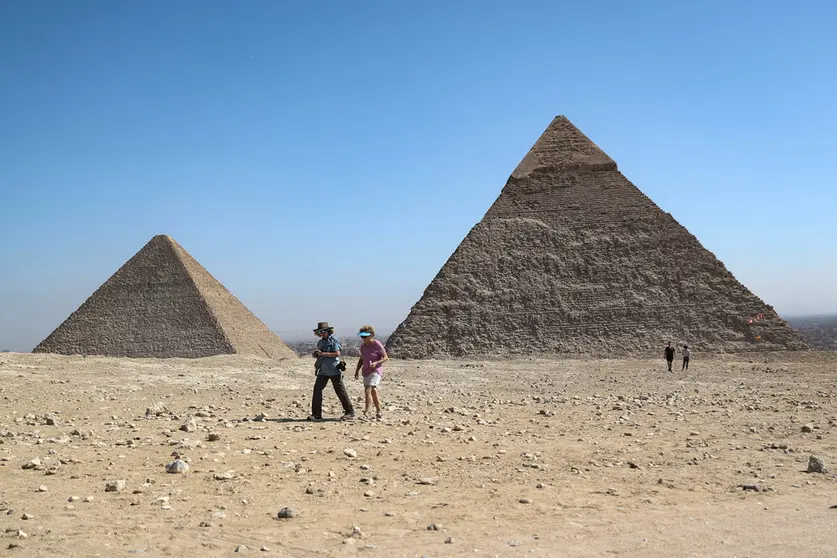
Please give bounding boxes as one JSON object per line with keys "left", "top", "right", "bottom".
{"left": 355, "top": 357, "right": 363, "bottom": 378}
{"left": 370, "top": 345, "right": 389, "bottom": 368}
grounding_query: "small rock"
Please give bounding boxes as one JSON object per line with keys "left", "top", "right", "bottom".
{"left": 214, "top": 471, "right": 235, "bottom": 480}
{"left": 260, "top": 546, "right": 269, "bottom": 552}
{"left": 807, "top": 455, "right": 829, "bottom": 474}
{"left": 536, "top": 483, "right": 545, "bottom": 489}
{"left": 417, "top": 477, "right": 437, "bottom": 486}
{"left": 165, "top": 460, "right": 190, "bottom": 474}
{"left": 21, "top": 458, "right": 41, "bottom": 470}
{"left": 344, "top": 448, "right": 358, "bottom": 458}
{"left": 37, "top": 485, "right": 48, "bottom": 493}
{"left": 253, "top": 412, "right": 268, "bottom": 422}
{"left": 44, "top": 414, "right": 58, "bottom": 426}
{"left": 802, "top": 424, "right": 814, "bottom": 433}
{"left": 22, "top": 512, "right": 34, "bottom": 520}
{"left": 146, "top": 402, "right": 169, "bottom": 417}
{"left": 84, "top": 496, "right": 94, "bottom": 503}
{"left": 207, "top": 432, "right": 221, "bottom": 442}
{"left": 305, "top": 486, "right": 315, "bottom": 495}
{"left": 16, "top": 530, "right": 27, "bottom": 539}
{"left": 104, "top": 480, "right": 126, "bottom": 492}
{"left": 445, "top": 537, "right": 453, "bottom": 544}
{"left": 740, "top": 484, "right": 763, "bottom": 492}
{"left": 211, "top": 511, "right": 226, "bottom": 520}
{"left": 519, "top": 498, "right": 533, "bottom": 504}
{"left": 277, "top": 507, "right": 297, "bottom": 519}
{"left": 235, "top": 545, "right": 248, "bottom": 553}
{"left": 180, "top": 417, "right": 197, "bottom": 433}
{"left": 427, "top": 523, "right": 441, "bottom": 531}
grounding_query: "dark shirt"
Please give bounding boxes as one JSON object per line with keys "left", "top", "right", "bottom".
{"left": 664, "top": 346, "right": 675, "bottom": 360}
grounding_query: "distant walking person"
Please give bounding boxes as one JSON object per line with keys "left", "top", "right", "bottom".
{"left": 309, "top": 322, "right": 355, "bottom": 421}
{"left": 354, "top": 325, "right": 389, "bottom": 420}
{"left": 664, "top": 342, "right": 676, "bottom": 371}
{"left": 682, "top": 345, "right": 691, "bottom": 371}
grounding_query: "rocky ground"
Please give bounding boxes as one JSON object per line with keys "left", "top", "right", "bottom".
{"left": 0, "top": 352, "right": 836, "bottom": 557}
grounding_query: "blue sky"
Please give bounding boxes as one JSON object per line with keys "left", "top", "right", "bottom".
{"left": 1, "top": 0, "right": 835, "bottom": 351}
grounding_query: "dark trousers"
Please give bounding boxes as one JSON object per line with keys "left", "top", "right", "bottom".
{"left": 312, "top": 374, "right": 354, "bottom": 418}
{"left": 682, "top": 357, "right": 690, "bottom": 370}
{"left": 666, "top": 358, "right": 673, "bottom": 371}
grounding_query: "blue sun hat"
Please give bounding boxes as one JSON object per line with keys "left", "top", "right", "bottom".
{"left": 358, "top": 331, "right": 373, "bottom": 338}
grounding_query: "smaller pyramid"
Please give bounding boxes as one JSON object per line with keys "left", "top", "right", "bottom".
{"left": 34, "top": 235, "right": 295, "bottom": 359}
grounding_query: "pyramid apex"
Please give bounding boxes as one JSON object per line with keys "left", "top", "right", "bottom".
{"left": 511, "top": 116, "right": 617, "bottom": 178}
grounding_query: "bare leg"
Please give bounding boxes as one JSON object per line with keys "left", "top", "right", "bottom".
{"left": 371, "top": 387, "right": 382, "bottom": 416}
{"left": 363, "top": 387, "right": 372, "bottom": 415}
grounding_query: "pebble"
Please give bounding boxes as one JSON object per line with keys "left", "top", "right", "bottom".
{"left": 22, "top": 512, "right": 34, "bottom": 520}
{"left": 427, "top": 523, "right": 442, "bottom": 530}
{"left": 214, "top": 471, "right": 236, "bottom": 480}
{"left": 277, "top": 507, "right": 297, "bottom": 519}
{"left": 807, "top": 455, "right": 829, "bottom": 474}
{"left": 104, "top": 480, "right": 126, "bottom": 492}
{"left": 445, "top": 537, "right": 454, "bottom": 544}
{"left": 84, "top": 496, "right": 94, "bottom": 503}
{"left": 21, "top": 458, "right": 41, "bottom": 470}
{"left": 344, "top": 448, "right": 358, "bottom": 458}
{"left": 180, "top": 417, "right": 197, "bottom": 432}
{"left": 165, "top": 460, "right": 190, "bottom": 474}
{"left": 418, "top": 477, "right": 437, "bottom": 485}
{"left": 801, "top": 424, "right": 814, "bottom": 433}
{"left": 519, "top": 498, "right": 533, "bottom": 504}
{"left": 146, "top": 402, "right": 169, "bottom": 416}
{"left": 37, "top": 485, "right": 48, "bottom": 492}
{"left": 235, "top": 545, "right": 248, "bottom": 552}
{"left": 207, "top": 432, "right": 221, "bottom": 442}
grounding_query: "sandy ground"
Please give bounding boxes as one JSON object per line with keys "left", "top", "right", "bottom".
{"left": 0, "top": 351, "right": 836, "bottom": 557}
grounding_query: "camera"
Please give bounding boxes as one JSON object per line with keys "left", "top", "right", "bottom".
{"left": 336, "top": 361, "right": 347, "bottom": 372}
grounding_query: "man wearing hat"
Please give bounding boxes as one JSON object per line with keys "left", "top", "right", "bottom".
{"left": 309, "top": 322, "right": 355, "bottom": 421}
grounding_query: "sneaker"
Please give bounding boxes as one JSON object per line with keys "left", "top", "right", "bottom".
{"left": 375, "top": 413, "right": 383, "bottom": 421}
{"left": 340, "top": 413, "right": 356, "bottom": 421}
{"left": 306, "top": 415, "right": 323, "bottom": 422}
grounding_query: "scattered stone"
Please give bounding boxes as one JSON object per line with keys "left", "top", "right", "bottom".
{"left": 445, "top": 537, "right": 454, "bottom": 544}
{"left": 180, "top": 417, "right": 197, "bottom": 433}
{"left": 536, "top": 483, "right": 545, "bottom": 489}
{"left": 807, "top": 455, "right": 829, "bottom": 474}
{"left": 146, "top": 402, "right": 169, "bottom": 417}
{"left": 166, "top": 460, "right": 190, "bottom": 474}
{"left": 802, "top": 424, "right": 814, "bottom": 433}
{"left": 37, "top": 485, "right": 48, "bottom": 492}
{"left": 44, "top": 414, "right": 58, "bottom": 426}
{"left": 740, "top": 484, "right": 763, "bottom": 492}
{"left": 235, "top": 545, "right": 249, "bottom": 553}
{"left": 254, "top": 413, "right": 268, "bottom": 422}
{"left": 344, "top": 448, "right": 358, "bottom": 458}
{"left": 207, "top": 432, "right": 221, "bottom": 442}
{"left": 305, "top": 486, "right": 315, "bottom": 495}
{"left": 519, "top": 498, "right": 533, "bottom": 504}
{"left": 84, "top": 496, "right": 94, "bottom": 503}
{"left": 277, "top": 507, "right": 297, "bottom": 519}
{"left": 211, "top": 511, "right": 226, "bottom": 520}
{"left": 214, "top": 471, "right": 236, "bottom": 480}
{"left": 417, "top": 477, "right": 437, "bottom": 486}
{"left": 21, "top": 512, "right": 34, "bottom": 520}
{"left": 260, "top": 546, "right": 269, "bottom": 552}
{"left": 21, "top": 458, "right": 40, "bottom": 470}
{"left": 427, "top": 523, "right": 442, "bottom": 531}
{"left": 104, "top": 480, "right": 126, "bottom": 492}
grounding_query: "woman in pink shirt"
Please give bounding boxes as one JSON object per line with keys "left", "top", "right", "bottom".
{"left": 354, "top": 325, "right": 389, "bottom": 420}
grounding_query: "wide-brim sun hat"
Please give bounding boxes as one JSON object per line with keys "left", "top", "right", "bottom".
{"left": 314, "top": 321, "right": 334, "bottom": 333}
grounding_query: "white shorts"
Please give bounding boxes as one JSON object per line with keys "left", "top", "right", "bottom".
{"left": 363, "top": 373, "right": 382, "bottom": 388}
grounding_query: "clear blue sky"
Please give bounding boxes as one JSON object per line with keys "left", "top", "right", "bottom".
{"left": 1, "top": 0, "right": 835, "bottom": 351}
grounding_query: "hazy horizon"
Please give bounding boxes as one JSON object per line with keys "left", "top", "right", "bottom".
{"left": 2, "top": 1, "right": 836, "bottom": 352}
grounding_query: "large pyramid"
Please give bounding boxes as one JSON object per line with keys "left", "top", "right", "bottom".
{"left": 386, "top": 116, "right": 807, "bottom": 358}
{"left": 34, "top": 235, "right": 295, "bottom": 359}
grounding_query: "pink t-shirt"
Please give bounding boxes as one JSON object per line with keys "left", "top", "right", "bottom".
{"left": 359, "top": 339, "right": 386, "bottom": 377}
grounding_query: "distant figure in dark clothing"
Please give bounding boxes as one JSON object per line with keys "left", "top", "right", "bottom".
{"left": 682, "top": 345, "right": 691, "bottom": 371}
{"left": 664, "top": 342, "right": 676, "bottom": 371}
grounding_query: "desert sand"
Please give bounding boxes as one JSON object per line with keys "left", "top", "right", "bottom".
{"left": 1, "top": 352, "right": 835, "bottom": 557}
